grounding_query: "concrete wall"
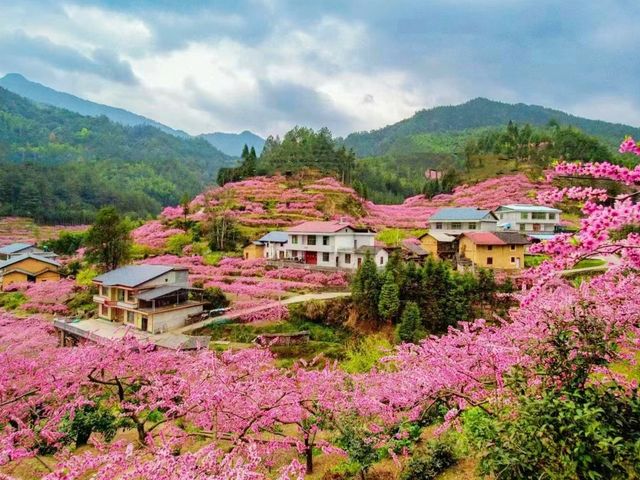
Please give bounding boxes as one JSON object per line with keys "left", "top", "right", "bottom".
{"left": 151, "top": 304, "right": 204, "bottom": 333}
{"left": 496, "top": 210, "right": 561, "bottom": 233}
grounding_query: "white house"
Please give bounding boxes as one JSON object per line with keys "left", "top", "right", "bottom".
{"left": 92, "top": 265, "right": 204, "bottom": 334}
{"left": 495, "top": 204, "right": 561, "bottom": 235}
{"left": 284, "top": 221, "right": 384, "bottom": 270}
{"left": 0, "top": 242, "right": 58, "bottom": 261}
{"left": 428, "top": 208, "right": 498, "bottom": 234}
{"left": 256, "top": 231, "right": 288, "bottom": 259}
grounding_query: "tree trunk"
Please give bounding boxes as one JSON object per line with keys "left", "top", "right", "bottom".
{"left": 305, "top": 438, "right": 313, "bottom": 474}
{"left": 136, "top": 423, "right": 146, "bottom": 444}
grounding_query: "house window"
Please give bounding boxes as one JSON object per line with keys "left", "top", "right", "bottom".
{"left": 126, "top": 311, "right": 135, "bottom": 323}
{"left": 344, "top": 254, "right": 352, "bottom": 264}
{"left": 487, "top": 245, "right": 493, "bottom": 251}
{"left": 117, "top": 289, "right": 125, "bottom": 302}
{"left": 451, "top": 222, "right": 462, "bottom": 230}
{"left": 533, "top": 224, "right": 541, "bottom": 232}
{"left": 291, "top": 235, "right": 298, "bottom": 244}
{"left": 379, "top": 256, "right": 384, "bottom": 265}
{"left": 510, "top": 257, "right": 516, "bottom": 263}
{"left": 532, "top": 212, "right": 546, "bottom": 220}
{"left": 520, "top": 212, "right": 528, "bottom": 219}
{"left": 100, "top": 304, "right": 107, "bottom": 316}
{"left": 519, "top": 224, "right": 526, "bottom": 232}
{"left": 307, "top": 235, "right": 317, "bottom": 246}
{"left": 322, "top": 252, "right": 330, "bottom": 262}
{"left": 511, "top": 244, "right": 516, "bottom": 250}
{"left": 322, "top": 236, "right": 329, "bottom": 245}
{"left": 435, "top": 222, "right": 443, "bottom": 229}
{"left": 487, "top": 257, "right": 493, "bottom": 265}
{"left": 468, "top": 223, "right": 477, "bottom": 230}
{"left": 548, "top": 213, "right": 556, "bottom": 220}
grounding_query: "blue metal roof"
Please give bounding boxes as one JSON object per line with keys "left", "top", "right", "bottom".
{"left": 0, "top": 242, "right": 33, "bottom": 254}
{"left": 257, "top": 231, "right": 288, "bottom": 243}
{"left": 430, "top": 208, "right": 495, "bottom": 221}
{"left": 94, "top": 265, "right": 179, "bottom": 287}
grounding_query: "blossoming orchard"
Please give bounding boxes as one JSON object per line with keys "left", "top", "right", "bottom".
{"left": 1, "top": 137, "right": 639, "bottom": 479}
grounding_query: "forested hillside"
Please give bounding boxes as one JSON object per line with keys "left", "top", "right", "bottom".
{"left": 0, "top": 73, "right": 189, "bottom": 138}
{"left": 343, "top": 97, "right": 640, "bottom": 157}
{"left": 0, "top": 87, "right": 233, "bottom": 223}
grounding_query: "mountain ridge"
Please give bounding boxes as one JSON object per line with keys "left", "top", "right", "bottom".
{"left": 199, "top": 130, "right": 265, "bottom": 156}
{"left": 343, "top": 97, "right": 640, "bottom": 157}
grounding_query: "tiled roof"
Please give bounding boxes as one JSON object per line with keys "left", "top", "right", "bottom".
{"left": 137, "top": 285, "right": 186, "bottom": 301}
{"left": 0, "top": 242, "right": 33, "bottom": 254}
{"left": 94, "top": 265, "right": 184, "bottom": 287}
{"left": 429, "top": 208, "right": 496, "bottom": 221}
{"left": 493, "top": 232, "right": 531, "bottom": 245}
{"left": 0, "top": 253, "right": 61, "bottom": 270}
{"left": 287, "top": 221, "right": 361, "bottom": 233}
{"left": 402, "top": 240, "right": 429, "bottom": 256}
{"left": 257, "top": 231, "right": 288, "bottom": 243}
{"left": 420, "top": 232, "right": 456, "bottom": 242}
{"left": 462, "top": 232, "right": 506, "bottom": 246}
{"left": 496, "top": 204, "right": 561, "bottom": 213}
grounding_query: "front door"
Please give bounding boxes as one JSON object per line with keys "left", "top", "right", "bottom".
{"left": 141, "top": 316, "right": 148, "bottom": 331}
{"left": 357, "top": 257, "right": 362, "bottom": 267}
{"left": 304, "top": 251, "right": 317, "bottom": 265}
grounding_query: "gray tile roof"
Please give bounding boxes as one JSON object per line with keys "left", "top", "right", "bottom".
{"left": 496, "top": 204, "right": 561, "bottom": 213}
{"left": 0, "top": 253, "right": 61, "bottom": 270}
{"left": 137, "top": 285, "right": 186, "bottom": 301}
{"left": 429, "top": 207, "right": 496, "bottom": 221}
{"left": 257, "top": 231, "right": 288, "bottom": 243}
{"left": 94, "top": 265, "right": 180, "bottom": 287}
{"left": 493, "top": 232, "right": 531, "bottom": 245}
{"left": 0, "top": 242, "right": 33, "bottom": 254}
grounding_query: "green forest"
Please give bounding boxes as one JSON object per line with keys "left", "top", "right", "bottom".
{"left": 0, "top": 87, "right": 233, "bottom": 224}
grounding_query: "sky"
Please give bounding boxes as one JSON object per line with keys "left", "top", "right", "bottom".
{"left": 0, "top": 0, "right": 638, "bottom": 138}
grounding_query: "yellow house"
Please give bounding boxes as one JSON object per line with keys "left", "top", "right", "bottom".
{"left": 0, "top": 254, "right": 61, "bottom": 289}
{"left": 418, "top": 232, "right": 458, "bottom": 260}
{"left": 243, "top": 242, "right": 265, "bottom": 260}
{"left": 458, "top": 232, "right": 529, "bottom": 270}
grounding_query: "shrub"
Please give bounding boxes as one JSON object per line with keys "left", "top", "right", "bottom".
{"left": 400, "top": 441, "right": 457, "bottom": 480}
{"left": 342, "top": 335, "right": 392, "bottom": 373}
{"left": 66, "top": 289, "right": 97, "bottom": 317}
{"left": 201, "top": 287, "right": 230, "bottom": 310}
{"left": 166, "top": 232, "right": 193, "bottom": 255}
{"left": 0, "top": 292, "right": 27, "bottom": 310}
{"left": 76, "top": 267, "right": 98, "bottom": 287}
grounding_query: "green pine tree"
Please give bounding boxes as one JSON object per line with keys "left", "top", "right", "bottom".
{"left": 352, "top": 253, "right": 381, "bottom": 324}
{"left": 397, "top": 301, "right": 424, "bottom": 343}
{"left": 378, "top": 270, "right": 400, "bottom": 323}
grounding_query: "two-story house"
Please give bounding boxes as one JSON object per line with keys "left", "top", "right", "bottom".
{"left": 495, "top": 204, "right": 561, "bottom": 235}
{"left": 92, "top": 265, "right": 204, "bottom": 333}
{"left": 458, "top": 231, "right": 530, "bottom": 270}
{"left": 284, "top": 221, "right": 384, "bottom": 270}
{"left": 418, "top": 232, "right": 458, "bottom": 260}
{"left": 428, "top": 208, "right": 498, "bottom": 234}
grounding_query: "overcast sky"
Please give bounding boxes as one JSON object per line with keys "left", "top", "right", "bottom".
{"left": 1, "top": 0, "right": 638, "bottom": 137}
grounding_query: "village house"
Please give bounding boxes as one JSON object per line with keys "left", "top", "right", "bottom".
{"left": 418, "top": 231, "right": 458, "bottom": 260}
{"left": 243, "top": 231, "right": 288, "bottom": 260}
{"left": 0, "top": 254, "right": 61, "bottom": 289}
{"left": 458, "top": 231, "right": 530, "bottom": 271}
{"left": 283, "top": 220, "right": 385, "bottom": 270}
{"left": 428, "top": 207, "right": 498, "bottom": 234}
{"left": 0, "top": 242, "right": 58, "bottom": 261}
{"left": 495, "top": 204, "right": 562, "bottom": 236}
{"left": 92, "top": 265, "right": 204, "bottom": 334}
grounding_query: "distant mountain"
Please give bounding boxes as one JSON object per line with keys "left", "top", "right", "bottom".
{"left": 343, "top": 97, "right": 640, "bottom": 157}
{"left": 0, "top": 87, "right": 234, "bottom": 223}
{"left": 0, "top": 73, "right": 189, "bottom": 138}
{"left": 199, "top": 130, "right": 265, "bottom": 156}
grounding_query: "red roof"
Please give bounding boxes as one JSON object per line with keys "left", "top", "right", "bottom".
{"left": 287, "top": 221, "right": 356, "bottom": 234}
{"left": 462, "top": 232, "right": 506, "bottom": 246}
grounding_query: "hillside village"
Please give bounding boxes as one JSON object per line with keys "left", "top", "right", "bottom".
{"left": 0, "top": 20, "right": 639, "bottom": 478}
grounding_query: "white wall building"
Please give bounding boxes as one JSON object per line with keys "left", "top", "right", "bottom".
{"left": 495, "top": 204, "right": 561, "bottom": 235}
{"left": 284, "top": 221, "right": 386, "bottom": 270}
{"left": 428, "top": 208, "right": 498, "bottom": 235}
{"left": 256, "top": 231, "right": 288, "bottom": 259}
